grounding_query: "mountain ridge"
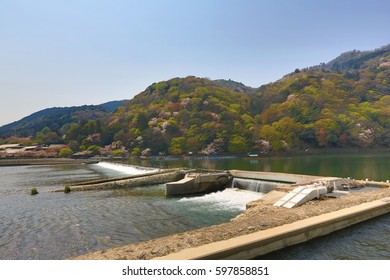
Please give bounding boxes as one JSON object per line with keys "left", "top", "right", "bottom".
{"left": 0, "top": 101, "right": 128, "bottom": 138}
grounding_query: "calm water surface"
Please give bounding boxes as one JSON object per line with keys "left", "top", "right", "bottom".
{"left": 132, "top": 152, "right": 390, "bottom": 181}
{"left": 0, "top": 152, "right": 389, "bottom": 259}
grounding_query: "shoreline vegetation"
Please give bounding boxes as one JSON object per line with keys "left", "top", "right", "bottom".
{"left": 0, "top": 146, "right": 389, "bottom": 166}
{"left": 0, "top": 158, "right": 95, "bottom": 166}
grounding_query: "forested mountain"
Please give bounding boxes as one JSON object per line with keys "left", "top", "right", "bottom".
{"left": 320, "top": 44, "right": 390, "bottom": 72}
{"left": 1, "top": 44, "right": 389, "bottom": 156}
{"left": 255, "top": 43, "right": 390, "bottom": 150}
{"left": 110, "top": 76, "right": 253, "bottom": 155}
{"left": 213, "top": 79, "right": 256, "bottom": 94}
{"left": 0, "top": 101, "right": 127, "bottom": 139}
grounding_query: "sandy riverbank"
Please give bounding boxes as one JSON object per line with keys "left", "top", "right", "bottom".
{"left": 73, "top": 187, "right": 390, "bottom": 260}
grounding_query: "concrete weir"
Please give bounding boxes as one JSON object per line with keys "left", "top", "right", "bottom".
{"left": 55, "top": 169, "right": 186, "bottom": 192}
{"left": 165, "top": 170, "right": 324, "bottom": 197}
{"left": 229, "top": 170, "right": 361, "bottom": 208}
{"left": 155, "top": 197, "right": 390, "bottom": 260}
{"left": 157, "top": 170, "right": 390, "bottom": 259}
{"left": 229, "top": 169, "right": 322, "bottom": 183}
{"left": 70, "top": 167, "right": 390, "bottom": 260}
{"left": 165, "top": 172, "right": 231, "bottom": 196}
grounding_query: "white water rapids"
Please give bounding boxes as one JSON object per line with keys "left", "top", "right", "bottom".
{"left": 94, "top": 162, "right": 264, "bottom": 211}
{"left": 179, "top": 188, "right": 264, "bottom": 211}
{"left": 94, "top": 161, "right": 158, "bottom": 175}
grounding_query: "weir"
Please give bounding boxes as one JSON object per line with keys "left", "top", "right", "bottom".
{"left": 155, "top": 197, "right": 390, "bottom": 260}
{"left": 65, "top": 162, "right": 390, "bottom": 260}
{"left": 165, "top": 172, "right": 231, "bottom": 196}
{"left": 157, "top": 171, "right": 390, "bottom": 260}
{"left": 229, "top": 169, "right": 321, "bottom": 184}
{"left": 165, "top": 170, "right": 320, "bottom": 197}
{"left": 231, "top": 177, "right": 282, "bottom": 194}
{"left": 55, "top": 168, "right": 187, "bottom": 192}
{"left": 59, "top": 162, "right": 387, "bottom": 210}
{"left": 226, "top": 170, "right": 371, "bottom": 208}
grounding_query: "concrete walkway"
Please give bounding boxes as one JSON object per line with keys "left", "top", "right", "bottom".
{"left": 154, "top": 197, "right": 390, "bottom": 260}
{"left": 229, "top": 169, "right": 321, "bottom": 183}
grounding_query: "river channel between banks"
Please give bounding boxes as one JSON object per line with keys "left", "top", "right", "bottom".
{"left": 1, "top": 152, "right": 389, "bottom": 260}
{"left": 0, "top": 162, "right": 262, "bottom": 259}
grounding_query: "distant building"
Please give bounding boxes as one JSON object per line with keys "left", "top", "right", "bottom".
{"left": 22, "top": 146, "right": 39, "bottom": 151}
{"left": 71, "top": 151, "right": 93, "bottom": 159}
{"left": 0, "top": 144, "right": 23, "bottom": 150}
{"left": 48, "top": 144, "right": 67, "bottom": 150}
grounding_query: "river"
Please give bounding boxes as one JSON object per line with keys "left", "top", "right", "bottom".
{"left": 130, "top": 152, "right": 390, "bottom": 181}
{"left": 0, "top": 152, "right": 389, "bottom": 259}
{"left": 0, "top": 162, "right": 262, "bottom": 259}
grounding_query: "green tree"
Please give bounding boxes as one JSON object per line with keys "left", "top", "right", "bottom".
{"left": 131, "top": 147, "right": 141, "bottom": 156}
{"left": 133, "top": 112, "right": 149, "bottom": 130}
{"left": 111, "top": 149, "right": 126, "bottom": 157}
{"left": 155, "top": 81, "right": 169, "bottom": 94}
{"left": 273, "top": 117, "right": 303, "bottom": 148}
{"left": 58, "top": 147, "right": 74, "bottom": 158}
{"left": 87, "top": 145, "right": 102, "bottom": 155}
{"left": 36, "top": 127, "right": 60, "bottom": 144}
{"left": 67, "top": 140, "right": 80, "bottom": 152}
{"left": 314, "top": 118, "right": 341, "bottom": 147}
{"left": 259, "top": 125, "right": 288, "bottom": 152}
{"left": 83, "top": 120, "right": 97, "bottom": 135}
{"left": 259, "top": 125, "right": 279, "bottom": 142}
{"left": 65, "top": 123, "right": 82, "bottom": 142}
{"left": 227, "top": 135, "right": 248, "bottom": 154}
{"left": 168, "top": 137, "right": 186, "bottom": 155}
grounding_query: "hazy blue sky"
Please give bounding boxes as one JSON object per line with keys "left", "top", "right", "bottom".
{"left": 1, "top": 0, "right": 389, "bottom": 126}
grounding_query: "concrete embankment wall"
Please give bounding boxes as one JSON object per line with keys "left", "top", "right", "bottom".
{"left": 58, "top": 169, "right": 186, "bottom": 192}
{"left": 229, "top": 170, "right": 321, "bottom": 183}
{"left": 166, "top": 172, "right": 231, "bottom": 196}
{"left": 155, "top": 197, "right": 390, "bottom": 260}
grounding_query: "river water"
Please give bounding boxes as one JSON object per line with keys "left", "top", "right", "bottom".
{"left": 0, "top": 162, "right": 262, "bottom": 259}
{"left": 130, "top": 152, "right": 390, "bottom": 181}
{"left": 0, "top": 152, "right": 389, "bottom": 259}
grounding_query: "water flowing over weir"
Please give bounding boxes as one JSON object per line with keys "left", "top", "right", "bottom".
{"left": 93, "top": 161, "right": 159, "bottom": 175}
{"left": 179, "top": 188, "right": 265, "bottom": 211}
{"left": 231, "top": 177, "right": 281, "bottom": 194}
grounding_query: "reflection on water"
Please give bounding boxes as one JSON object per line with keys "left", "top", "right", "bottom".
{"left": 131, "top": 152, "right": 390, "bottom": 181}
